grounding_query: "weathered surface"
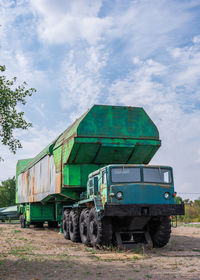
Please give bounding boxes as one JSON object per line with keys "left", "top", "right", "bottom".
{"left": 16, "top": 105, "right": 161, "bottom": 204}
{"left": 0, "top": 224, "right": 200, "bottom": 280}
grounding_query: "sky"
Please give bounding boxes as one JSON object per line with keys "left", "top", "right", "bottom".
{"left": 0, "top": 0, "right": 200, "bottom": 200}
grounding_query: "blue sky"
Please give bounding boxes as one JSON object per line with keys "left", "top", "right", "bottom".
{"left": 0, "top": 0, "right": 200, "bottom": 199}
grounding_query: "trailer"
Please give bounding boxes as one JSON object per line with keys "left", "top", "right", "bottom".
{"left": 16, "top": 105, "right": 184, "bottom": 248}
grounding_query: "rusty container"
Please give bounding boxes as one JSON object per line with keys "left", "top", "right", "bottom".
{"left": 16, "top": 105, "right": 161, "bottom": 204}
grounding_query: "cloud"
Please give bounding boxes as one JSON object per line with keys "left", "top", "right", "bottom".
{"left": 0, "top": 125, "right": 60, "bottom": 182}
{"left": 30, "top": 0, "right": 112, "bottom": 45}
{"left": 60, "top": 45, "right": 108, "bottom": 121}
{"left": 107, "top": 36, "right": 200, "bottom": 199}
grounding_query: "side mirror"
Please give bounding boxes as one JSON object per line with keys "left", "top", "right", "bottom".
{"left": 94, "top": 177, "right": 98, "bottom": 195}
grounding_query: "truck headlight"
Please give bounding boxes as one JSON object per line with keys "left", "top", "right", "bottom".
{"left": 116, "top": 191, "right": 123, "bottom": 200}
{"left": 164, "top": 192, "right": 170, "bottom": 199}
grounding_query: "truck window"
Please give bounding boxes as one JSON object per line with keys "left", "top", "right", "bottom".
{"left": 111, "top": 167, "right": 141, "bottom": 183}
{"left": 102, "top": 172, "right": 106, "bottom": 184}
{"left": 143, "top": 168, "right": 172, "bottom": 184}
{"left": 89, "top": 179, "right": 93, "bottom": 195}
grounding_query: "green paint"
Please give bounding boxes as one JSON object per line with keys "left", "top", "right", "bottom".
{"left": 16, "top": 105, "right": 163, "bottom": 223}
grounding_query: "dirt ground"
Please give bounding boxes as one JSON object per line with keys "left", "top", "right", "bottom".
{"left": 0, "top": 224, "right": 200, "bottom": 280}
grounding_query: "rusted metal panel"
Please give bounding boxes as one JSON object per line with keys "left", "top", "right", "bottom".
{"left": 17, "top": 155, "right": 56, "bottom": 203}
{"left": 16, "top": 105, "right": 161, "bottom": 203}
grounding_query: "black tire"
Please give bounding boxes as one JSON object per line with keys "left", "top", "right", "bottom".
{"left": 48, "top": 221, "right": 58, "bottom": 228}
{"left": 20, "top": 215, "right": 26, "bottom": 228}
{"left": 63, "top": 209, "right": 70, "bottom": 240}
{"left": 79, "top": 208, "right": 90, "bottom": 246}
{"left": 69, "top": 210, "right": 80, "bottom": 242}
{"left": 150, "top": 216, "right": 171, "bottom": 248}
{"left": 88, "top": 207, "right": 112, "bottom": 247}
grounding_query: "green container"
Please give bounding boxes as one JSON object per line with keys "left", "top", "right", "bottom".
{"left": 16, "top": 105, "right": 161, "bottom": 204}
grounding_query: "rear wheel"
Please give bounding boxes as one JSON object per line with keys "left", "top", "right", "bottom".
{"left": 79, "top": 209, "right": 90, "bottom": 245}
{"left": 63, "top": 209, "right": 70, "bottom": 239}
{"left": 20, "top": 215, "right": 26, "bottom": 228}
{"left": 88, "top": 207, "right": 112, "bottom": 247}
{"left": 69, "top": 210, "right": 80, "bottom": 242}
{"left": 150, "top": 216, "right": 171, "bottom": 248}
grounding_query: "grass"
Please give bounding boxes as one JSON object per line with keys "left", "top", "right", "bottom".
{"left": 184, "top": 224, "right": 200, "bottom": 228}
{"left": 13, "top": 229, "right": 22, "bottom": 234}
{"left": 145, "top": 275, "right": 152, "bottom": 279}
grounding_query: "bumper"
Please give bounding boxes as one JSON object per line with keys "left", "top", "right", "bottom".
{"left": 104, "top": 203, "right": 185, "bottom": 217}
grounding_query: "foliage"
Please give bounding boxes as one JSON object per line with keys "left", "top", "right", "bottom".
{"left": 176, "top": 196, "right": 200, "bottom": 223}
{"left": 0, "top": 65, "right": 36, "bottom": 158}
{"left": 0, "top": 177, "right": 16, "bottom": 207}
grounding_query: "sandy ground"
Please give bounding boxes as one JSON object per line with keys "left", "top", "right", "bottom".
{"left": 0, "top": 223, "right": 200, "bottom": 280}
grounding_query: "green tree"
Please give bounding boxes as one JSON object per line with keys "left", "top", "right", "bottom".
{"left": 0, "top": 177, "right": 16, "bottom": 207}
{"left": 0, "top": 65, "right": 36, "bottom": 159}
{"left": 175, "top": 196, "right": 183, "bottom": 204}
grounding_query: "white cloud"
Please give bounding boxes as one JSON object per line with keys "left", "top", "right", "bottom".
{"left": 30, "top": 0, "right": 112, "bottom": 45}
{"left": 0, "top": 125, "right": 60, "bottom": 183}
{"left": 60, "top": 45, "right": 108, "bottom": 121}
{"left": 107, "top": 36, "right": 200, "bottom": 199}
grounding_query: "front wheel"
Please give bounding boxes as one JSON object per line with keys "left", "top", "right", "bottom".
{"left": 150, "top": 216, "right": 171, "bottom": 248}
{"left": 88, "top": 208, "right": 112, "bottom": 247}
{"left": 69, "top": 210, "right": 80, "bottom": 242}
{"left": 79, "top": 208, "right": 90, "bottom": 246}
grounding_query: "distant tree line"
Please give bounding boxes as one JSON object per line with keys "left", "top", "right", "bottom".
{"left": 175, "top": 196, "right": 200, "bottom": 223}
{"left": 0, "top": 178, "right": 200, "bottom": 224}
{"left": 0, "top": 177, "right": 16, "bottom": 207}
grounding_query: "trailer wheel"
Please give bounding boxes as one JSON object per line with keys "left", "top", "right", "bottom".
{"left": 69, "top": 210, "right": 80, "bottom": 242}
{"left": 63, "top": 209, "right": 70, "bottom": 239}
{"left": 88, "top": 207, "right": 112, "bottom": 247}
{"left": 150, "top": 216, "right": 171, "bottom": 248}
{"left": 20, "top": 215, "right": 26, "bottom": 228}
{"left": 79, "top": 209, "right": 90, "bottom": 246}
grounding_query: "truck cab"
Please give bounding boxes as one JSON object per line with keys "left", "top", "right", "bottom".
{"left": 70, "top": 164, "right": 184, "bottom": 248}
{"left": 87, "top": 164, "right": 176, "bottom": 207}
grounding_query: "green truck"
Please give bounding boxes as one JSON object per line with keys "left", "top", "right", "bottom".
{"left": 16, "top": 105, "right": 184, "bottom": 248}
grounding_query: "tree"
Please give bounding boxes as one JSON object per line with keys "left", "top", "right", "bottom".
{"left": 0, "top": 65, "right": 36, "bottom": 159}
{"left": 0, "top": 177, "right": 16, "bottom": 207}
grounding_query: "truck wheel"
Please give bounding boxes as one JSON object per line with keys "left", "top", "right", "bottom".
{"left": 20, "top": 215, "right": 26, "bottom": 228}
{"left": 63, "top": 209, "right": 70, "bottom": 239}
{"left": 150, "top": 216, "right": 171, "bottom": 248}
{"left": 69, "top": 210, "right": 80, "bottom": 242}
{"left": 88, "top": 207, "right": 112, "bottom": 247}
{"left": 79, "top": 209, "right": 90, "bottom": 245}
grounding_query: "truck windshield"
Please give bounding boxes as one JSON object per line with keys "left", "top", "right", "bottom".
{"left": 143, "top": 168, "right": 172, "bottom": 184}
{"left": 111, "top": 167, "right": 141, "bottom": 183}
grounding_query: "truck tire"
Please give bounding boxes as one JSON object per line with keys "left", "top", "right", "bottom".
{"left": 63, "top": 209, "right": 70, "bottom": 239}
{"left": 69, "top": 210, "right": 80, "bottom": 242}
{"left": 88, "top": 207, "right": 112, "bottom": 247}
{"left": 20, "top": 215, "right": 26, "bottom": 228}
{"left": 79, "top": 208, "right": 90, "bottom": 246}
{"left": 150, "top": 216, "right": 171, "bottom": 248}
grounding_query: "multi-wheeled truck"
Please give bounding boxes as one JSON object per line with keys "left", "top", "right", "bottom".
{"left": 16, "top": 105, "right": 184, "bottom": 248}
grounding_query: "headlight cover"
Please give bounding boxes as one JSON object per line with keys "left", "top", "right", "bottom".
{"left": 164, "top": 192, "right": 170, "bottom": 199}
{"left": 116, "top": 191, "right": 123, "bottom": 200}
